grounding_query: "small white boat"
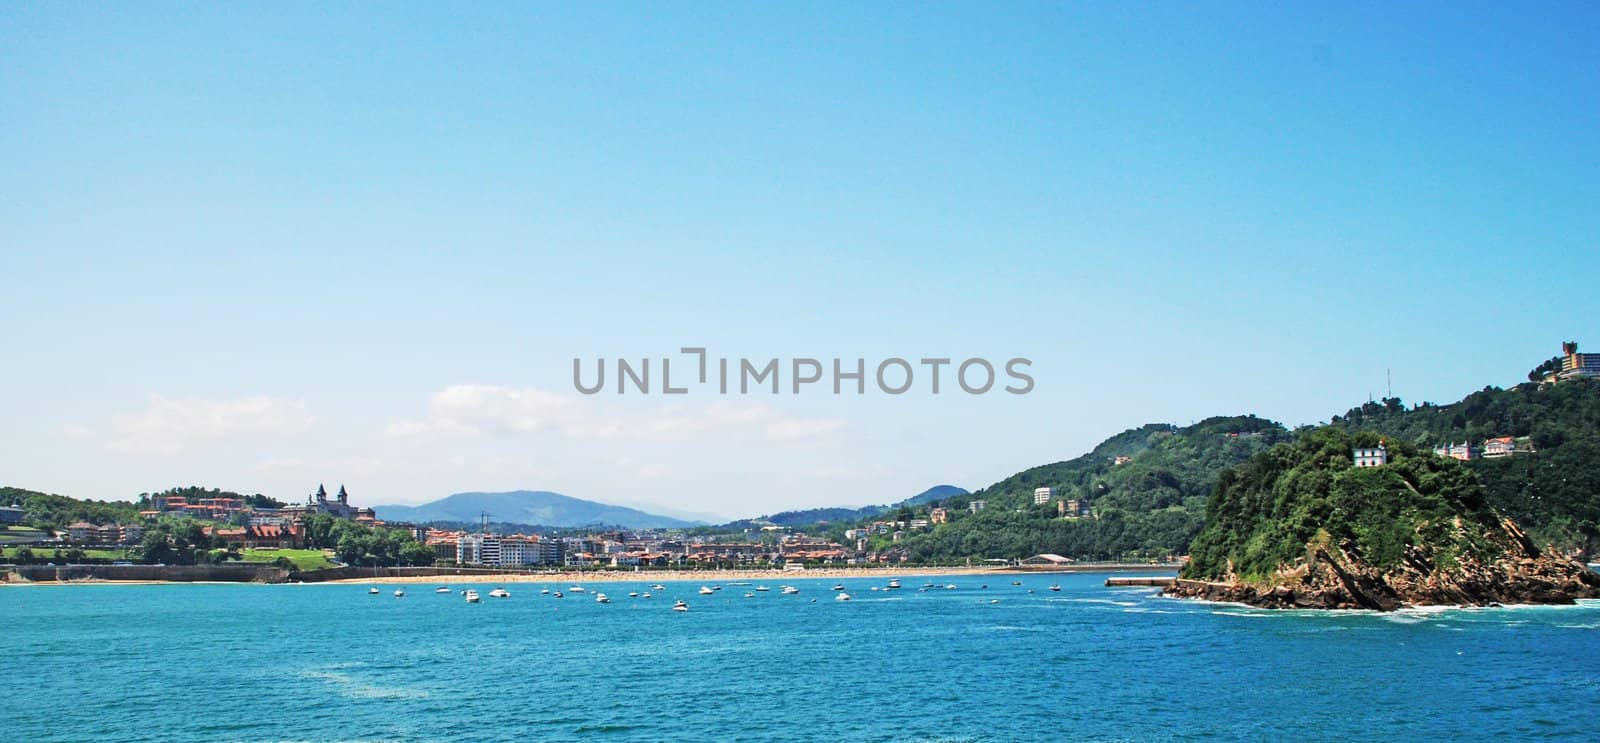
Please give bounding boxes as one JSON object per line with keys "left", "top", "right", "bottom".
{"left": 652, "top": 584, "right": 666, "bottom": 590}
{"left": 569, "top": 586, "right": 586, "bottom": 594}
{"left": 887, "top": 579, "right": 901, "bottom": 590}
{"left": 1011, "top": 580, "right": 1022, "bottom": 586}
{"left": 595, "top": 593, "right": 611, "bottom": 604}
{"left": 553, "top": 592, "right": 563, "bottom": 598}
{"left": 368, "top": 587, "right": 380, "bottom": 595}
{"left": 642, "top": 592, "right": 653, "bottom": 599}
{"left": 394, "top": 589, "right": 405, "bottom": 598}
{"left": 989, "top": 599, "right": 1000, "bottom": 604}
{"left": 489, "top": 588, "right": 510, "bottom": 598}
{"left": 435, "top": 586, "right": 451, "bottom": 594}
{"left": 672, "top": 600, "right": 689, "bottom": 612}
{"left": 870, "top": 586, "right": 881, "bottom": 592}
{"left": 540, "top": 588, "right": 550, "bottom": 595}
{"left": 832, "top": 584, "right": 845, "bottom": 591}
{"left": 628, "top": 591, "right": 639, "bottom": 598}
{"left": 1049, "top": 584, "right": 1061, "bottom": 592}
{"left": 781, "top": 586, "right": 800, "bottom": 595}
{"left": 744, "top": 592, "right": 755, "bottom": 598}
{"left": 464, "top": 590, "right": 481, "bottom": 603}
{"left": 835, "top": 592, "right": 851, "bottom": 601}
{"left": 698, "top": 586, "right": 715, "bottom": 595}
{"left": 945, "top": 584, "right": 957, "bottom": 590}
{"left": 754, "top": 585, "right": 770, "bottom": 592}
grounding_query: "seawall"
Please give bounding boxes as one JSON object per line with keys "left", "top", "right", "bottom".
{"left": 4, "top": 564, "right": 289, "bottom": 583}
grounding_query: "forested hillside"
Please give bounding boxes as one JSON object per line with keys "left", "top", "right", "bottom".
{"left": 897, "top": 415, "right": 1291, "bottom": 561}
{"left": 0, "top": 486, "right": 139, "bottom": 531}
{"left": 1332, "top": 378, "right": 1600, "bottom": 554}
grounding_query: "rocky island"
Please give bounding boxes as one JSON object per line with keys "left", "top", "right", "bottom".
{"left": 1166, "top": 429, "right": 1600, "bottom": 610}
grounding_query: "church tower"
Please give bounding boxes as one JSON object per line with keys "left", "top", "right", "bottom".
{"left": 337, "top": 485, "right": 349, "bottom": 505}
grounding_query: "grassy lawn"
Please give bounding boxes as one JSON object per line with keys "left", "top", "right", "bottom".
{"left": 3, "top": 547, "right": 130, "bottom": 561}
{"left": 237, "top": 548, "right": 337, "bottom": 571}
{"left": 0, "top": 526, "right": 50, "bottom": 544}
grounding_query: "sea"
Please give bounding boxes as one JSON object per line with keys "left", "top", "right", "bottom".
{"left": 5, "top": 571, "right": 1600, "bottom": 742}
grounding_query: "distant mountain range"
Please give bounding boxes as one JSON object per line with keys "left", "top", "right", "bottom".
{"left": 372, "top": 484, "right": 971, "bottom": 531}
{"left": 373, "top": 491, "right": 703, "bottom": 529}
{"left": 736, "top": 484, "right": 971, "bottom": 528}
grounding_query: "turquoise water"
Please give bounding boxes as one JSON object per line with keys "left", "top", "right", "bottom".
{"left": 5, "top": 572, "right": 1600, "bottom": 741}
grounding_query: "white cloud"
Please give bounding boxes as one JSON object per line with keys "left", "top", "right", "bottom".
{"left": 254, "top": 457, "right": 306, "bottom": 472}
{"left": 382, "top": 420, "right": 430, "bottom": 438}
{"left": 104, "top": 394, "right": 315, "bottom": 455}
{"left": 59, "top": 423, "right": 95, "bottom": 440}
{"left": 765, "top": 417, "right": 847, "bottom": 441}
{"left": 385, "top": 385, "right": 848, "bottom": 448}
{"left": 388, "top": 384, "right": 573, "bottom": 438}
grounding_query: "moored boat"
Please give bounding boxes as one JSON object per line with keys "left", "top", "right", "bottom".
{"left": 672, "top": 600, "right": 688, "bottom": 612}
{"left": 489, "top": 587, "right": 510, "bottom": 598}
{"left": 464, "top": 590, "right": 481, "bottom": 603}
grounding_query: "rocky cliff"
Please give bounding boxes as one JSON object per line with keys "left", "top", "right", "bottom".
{"left": 1166, "top": 517, "right": 1600, "bottom": 609}
{"left": 1167, "top": 428, "right": 1600, "bottom": 610}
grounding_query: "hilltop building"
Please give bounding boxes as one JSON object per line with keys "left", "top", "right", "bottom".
{"left": 0, "top": 503, "right": 23, "bottom": 525}
{"left": 1433, "top": 442, "right": 1478, "bottom": 461}
{"left": 1555, "top": 341, "right": 1600, "bottom": 382}
{"left": 1033, "top": 487, "right": 1053, "bottom": 505}
{"left": 1058, "top": 499, "right": 1090, "bottom": 518}
{"left": 282, "top": 484, "right": 375, "bottom": 522}
{"left": 1353, "top": 444, "right": 1388, "bottom": 468}
{"left": 1483, "top": 436, "right": 1516, "bottom": 458}
{"left": 930, "top": 507, "right": 949, "bottom": 524}
{"left": 968, "top": 500, "right": 987, "bottom": 513}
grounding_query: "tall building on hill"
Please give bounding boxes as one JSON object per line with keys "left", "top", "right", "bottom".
{"left": 282, "top": 483, "right": 375, "bottom": 521}
{"left": 1557, "top": 341, "right": 1600, "bottom": 381}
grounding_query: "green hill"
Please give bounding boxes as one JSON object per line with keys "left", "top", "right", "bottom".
{"left": 1173, "top": 428, "right": 1600, "bottom": 609}
{"left": 898, "top": 415, "right": 1290, "bottom": 562}
{"left": 1331, "top": 377, "right": 1600, "bottom": 554}
{"left": 0, "top": 486, "right": 139, "bottom": 530}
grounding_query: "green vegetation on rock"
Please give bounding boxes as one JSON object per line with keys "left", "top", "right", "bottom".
{"left": 1182, "top": 428, "right": 1501, "bottom": 583}
{"left": 1331, "top": 378, "right": 1600, "bottom": 554}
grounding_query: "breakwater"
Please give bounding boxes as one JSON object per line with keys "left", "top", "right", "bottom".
{"left": 5, "top": 563, "right": 288, "bottom": 583}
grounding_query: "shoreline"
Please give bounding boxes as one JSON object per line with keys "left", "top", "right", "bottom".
{"left": 2, "top": 563, "right": 1181, "bottom": 586}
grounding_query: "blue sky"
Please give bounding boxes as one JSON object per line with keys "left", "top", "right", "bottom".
{"left": 3, "top": 3, "right": 1596, "bottom": 519}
